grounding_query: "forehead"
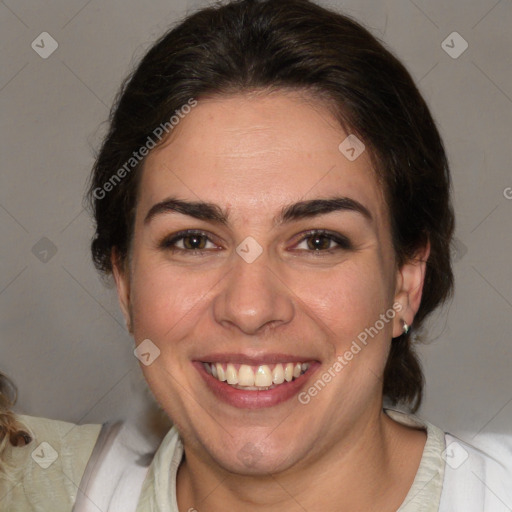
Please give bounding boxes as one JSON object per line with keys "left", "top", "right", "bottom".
{"left": 138, "top": 91, "right": 388, "bottom": 228}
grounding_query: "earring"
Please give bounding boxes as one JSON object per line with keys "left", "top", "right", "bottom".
{"left": 402, "top": 321, "right": 410, "bottom": 335}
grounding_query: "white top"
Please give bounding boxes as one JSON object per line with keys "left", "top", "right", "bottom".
{"left": 73, "top": 408, "right": 512, "bottom": 512}
{"left": 440, "top": 430, "right": 512, "bottom": 511}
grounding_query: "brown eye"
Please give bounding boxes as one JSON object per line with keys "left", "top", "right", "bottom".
{"left": 160, "top": 230, "right": 219, "bottom": 252}
{"left": 182, "top": 234, "right": 208, "bottom": 250}
{"left": 306, "top": 234, "right": 332, "bottom": 251}
{"left": 294, "top": 230, "right": 352, "bottom": 252}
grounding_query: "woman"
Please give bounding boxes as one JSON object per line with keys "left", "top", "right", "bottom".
{"left": 1, "top": 0, "right": 510, "bottom": 510}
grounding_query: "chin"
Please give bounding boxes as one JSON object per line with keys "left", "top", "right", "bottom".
{"left": 202, "top": 433, "right": 305, "bottom": 475}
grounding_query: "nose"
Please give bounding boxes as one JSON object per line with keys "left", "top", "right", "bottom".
{"left": 212, "top": 252, "right": 295, "bottom": 335}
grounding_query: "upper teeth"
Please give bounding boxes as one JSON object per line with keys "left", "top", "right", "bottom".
{"left": 203, "top": 362, "right": 310, "bottom": 388}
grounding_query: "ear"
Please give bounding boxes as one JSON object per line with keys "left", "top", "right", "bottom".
{"left": 392, "top": 240, "right": 431, "bottom": 338}
{"left": 111, "top": 249, "right": 133, "bottom": 333}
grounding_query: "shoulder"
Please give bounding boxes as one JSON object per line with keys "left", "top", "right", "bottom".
{"left": 384, "top": 408, "right": 512, "bottom": 512}
{"left": 0, "top": 413, "right": 102, "bottom": 512}
{"left": 439, "top": 431, "right": 512, "bottom": 512}
{"left": 73, "top": 418, "right": 164, "bottom": 512}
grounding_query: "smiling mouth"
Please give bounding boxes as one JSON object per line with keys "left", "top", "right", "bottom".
{"left": 202, "top": 362, "right": 311, "bottom": 390}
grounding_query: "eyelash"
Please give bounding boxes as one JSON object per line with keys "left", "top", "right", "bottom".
{"left": 159, "top": 230, "right": 220, "bottom": 254}
{"left": 159, "top": 229, "right": 352, "bottom": 255}
{"left": 293, "top": 229, "right": 352, "bottom": 253}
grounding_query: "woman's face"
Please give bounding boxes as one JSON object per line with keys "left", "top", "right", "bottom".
{"left": 114, "top": 91, "right": 423, "bottom": 475}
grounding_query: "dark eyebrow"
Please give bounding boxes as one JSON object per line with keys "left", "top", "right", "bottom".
{"left": 276, "top": 197, "right": 372, "bottom": 225}
{"left": 144, "top": 198, "right": 228, "bottom": 225}
{"left": 144, "top": 196, "right": 372, "bottom": 226}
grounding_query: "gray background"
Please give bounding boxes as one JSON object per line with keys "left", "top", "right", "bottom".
{"left": 1, "top": 0, "right": 511, "bottom": 441}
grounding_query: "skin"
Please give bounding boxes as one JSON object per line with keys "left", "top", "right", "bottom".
{"left": 113, "top": 91, "right": 430, "bottom": 511}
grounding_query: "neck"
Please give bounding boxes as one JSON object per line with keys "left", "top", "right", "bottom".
{"left": 176, "top": 407, "right": 426, "bottom": 512}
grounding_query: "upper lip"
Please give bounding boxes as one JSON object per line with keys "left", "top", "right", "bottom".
{"left": 196, "top": 353, "right": 318, "bottom": 365}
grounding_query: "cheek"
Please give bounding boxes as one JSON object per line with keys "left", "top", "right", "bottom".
{"left": 129, "top": 260, "right": 217, "bottom": 343}
{"left": 294, "top": 259, "right": 391, "bottom": 340}
{"left": 294, "top": 261, "right": 395, "bottom": 397}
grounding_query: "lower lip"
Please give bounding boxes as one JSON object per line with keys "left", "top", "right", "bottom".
{"left": 194, "top": 362, "right": 319, "bottom": 409}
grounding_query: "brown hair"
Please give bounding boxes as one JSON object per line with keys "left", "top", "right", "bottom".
{"left": 87, "top": 0, "right": 454, "bottom": 412}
